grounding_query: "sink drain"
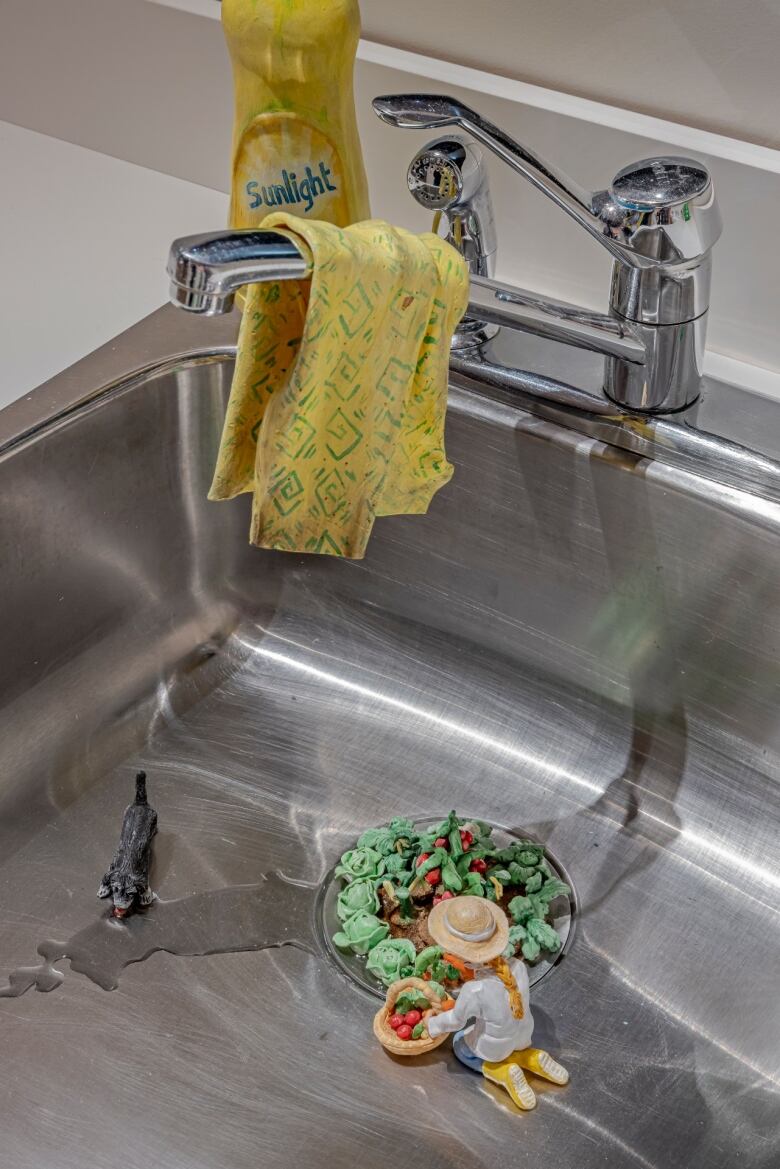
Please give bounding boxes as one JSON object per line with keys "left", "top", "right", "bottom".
{"left": 317, "top": 814, "right": 577, "bottom": 1000}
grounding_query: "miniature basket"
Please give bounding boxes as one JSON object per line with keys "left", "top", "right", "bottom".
{"left": 373, "top": 976, "right": 448, "bottom": 1057}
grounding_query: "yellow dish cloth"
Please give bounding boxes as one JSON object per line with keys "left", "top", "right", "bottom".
{"left": 209, "top": 212, "right": 469, "bottom": 558}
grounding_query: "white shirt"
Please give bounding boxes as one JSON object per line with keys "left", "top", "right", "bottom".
{"left": 426, "top": 959, "right": 534, "bottom": 1062}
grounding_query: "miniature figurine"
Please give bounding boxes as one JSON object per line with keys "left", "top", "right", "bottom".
{"left": 421, "top": 896, "right": 570, "bottom": 1111}
{"left": 331, "top": 813, "right": 570, "bottom": 992}
{"left": 98, "top": 771, "right": 157, "bottom": 918}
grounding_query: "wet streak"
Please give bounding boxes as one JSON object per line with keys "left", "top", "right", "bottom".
{"left": 0, "top": 871, "right": 319, "bottom": 998}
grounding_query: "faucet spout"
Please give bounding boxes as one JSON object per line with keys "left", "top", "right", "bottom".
{"left": 167, "top": 229, "right": 645, "bottom": 369}
{"left": 468, "top": 276, "right": 645, "bottom": 365}
{"left": 167, "top": 229, "right": 309, "bottom": 315}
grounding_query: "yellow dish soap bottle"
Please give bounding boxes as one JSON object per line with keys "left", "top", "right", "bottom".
{"left": 223, "top": 0, "right": 370, "bottom": 230}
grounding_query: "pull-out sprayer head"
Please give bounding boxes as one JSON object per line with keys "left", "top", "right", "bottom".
{"left": 407, "top": 139, "right": 471, "bottom": 212}
{"left": 405, "top": 136, "right": 497, "bottom": 281}
{"left": 404, "top": 135, "right": 498, "bottom": 350}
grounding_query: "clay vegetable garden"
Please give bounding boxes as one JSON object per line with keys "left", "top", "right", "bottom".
{"left": 331, "top": 812, "right": 571, "bottom": 995}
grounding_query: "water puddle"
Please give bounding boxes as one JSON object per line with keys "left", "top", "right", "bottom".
{"left": 0, "top": 871, "right": 319, "bottom": 998}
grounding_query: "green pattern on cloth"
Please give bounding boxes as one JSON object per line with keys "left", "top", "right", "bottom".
{"left": 209, "top": 213, "right": 469, "bottom": 558}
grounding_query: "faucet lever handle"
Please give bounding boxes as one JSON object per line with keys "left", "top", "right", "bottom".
{"left": 605, "top": 155, "right": 721, "bottom": 265}
{"left": 375, "top": 92, "right": 609, "bottom": 257}
{"left": 611, "top": 156, "right": 711, "bottom": 210}
{"left": 372, "top": 93, "right": 473, "bottom": 131}
{"left": 373, "top": 93, "right": 722, "bottom": 272}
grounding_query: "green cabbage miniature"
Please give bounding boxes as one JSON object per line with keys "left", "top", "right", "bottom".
{"left": 355, "top": 827, "right": 399, "bottom": 857}
{"left": 334, "top": 817, "right": 570, "bottom": 981}
{"left": 332, "top": 911, "right": 390, "bottom": 955}
{"left": 365, "top": 937, "right": 416, "bottom": 986}
{"left": 334, "top": 847, "right": 383, "bottom": 882}
{"left": 336, "top": 878, "right": 380, "bottom": 921}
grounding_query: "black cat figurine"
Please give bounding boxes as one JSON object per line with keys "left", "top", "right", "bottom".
{"left": 98, "top": 771, "right": 158, "bottom": 918}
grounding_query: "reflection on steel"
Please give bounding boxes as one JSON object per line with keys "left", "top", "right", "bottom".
{"left": 0, "top": 304, "right": 778, "bottom": 1167}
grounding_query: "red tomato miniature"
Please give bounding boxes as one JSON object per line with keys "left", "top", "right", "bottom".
{"left": 460, "top": 829, "right": 474, "bottom": 848}
{"left": 416, "top": 853, "right": 431, "bottom": 868}
{"left": 404, "top": 1010, "right": 422, "bottom": 1027}
{"left": 424, "top": 868, "right": 441, "bottom": 886}
{"left": 434, "top": 837, "right": 448, "bottom": 849}
{"left": 469, "top": 858, "right": 487, "bottom": 874}
{"left": 434, "top": 891, "right": 455, "bottom": 905}
{"left": 389, "top": 1014, "right": 404, "bottom": 1030}
{"left": 396, "top": 1024, "right": 413, "bottom": 1041}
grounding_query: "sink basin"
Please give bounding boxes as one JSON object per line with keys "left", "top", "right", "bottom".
{"left": 1, "top": 306, "right": 778, "bottom": 1168}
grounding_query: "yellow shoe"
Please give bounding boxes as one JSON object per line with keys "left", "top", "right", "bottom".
{"left": 482, "top": 1059, "right": 537, "bottom": 1110}
{"left": 513, "top": 1047, "right": 570, "bottom": 1085}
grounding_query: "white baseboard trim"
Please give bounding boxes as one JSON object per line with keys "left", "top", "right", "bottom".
{"left": 359, "top": 41, "right": 780, "bottom": 176}
{"left": 140, "top": 0, "right": 780, "bottom": 393}
{"left": 144, "top": 0, "right": 220, "bottom": 16}
{"left": 144, "top": 0, "right": 780, "bottom": 174}
{"left": 704, "top": 352, "right": 780, "bottom": 402}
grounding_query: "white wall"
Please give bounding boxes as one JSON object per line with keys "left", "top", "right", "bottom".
{"left": 2, "top": 0, "right": 779, "bottom": 381}
{"left": 0, "top": 0, "right": 233, "bottom": 191}
{"left": 145, "top": 0, "right": 780, "bottom": 149}
{"left": 360, "top": 0, "right": 780, "bottom": 151}
{"left": 360, "top": 62, "right": 780, "bottom": 378}
{"left": 0, "top": 122, "right": 228, "bottom": 401}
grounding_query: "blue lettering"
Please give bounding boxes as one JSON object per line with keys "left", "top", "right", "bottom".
{"left": 246, "top": 180, "right": 262, "bottom": 210}
{"left": 298, "top": 177, "right": 314, "bottom": 212}
{"left": 320, "top": 161, "right": 337, "bottom": 192}
{"left": 306, "top": 164, "right": 325, "bottom": 198}
{"left": 282, "top": 170, "right": 295, "bottom": 202}
{"left": 246, "top": 162, "right": 337, "bottom": 213}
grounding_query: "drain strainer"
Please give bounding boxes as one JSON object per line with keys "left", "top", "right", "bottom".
{"left": 317, "top": 814, "right": 577, "bottom": 1000}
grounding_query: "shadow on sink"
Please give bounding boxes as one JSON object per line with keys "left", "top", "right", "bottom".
{"left": 0, "top": 307, "right": 777, "bottom": 1169}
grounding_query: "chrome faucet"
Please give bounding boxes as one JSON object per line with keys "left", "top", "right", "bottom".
{"left": 374, "top": 94, "right": 722, "bottom": 413}
{"left": 166, "top": 91, "right": 721, "bottom": 416}
{"left": 166, "top": 122, "right": 780, "bottom": 500}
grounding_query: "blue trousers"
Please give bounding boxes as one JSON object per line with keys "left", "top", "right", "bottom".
{"left": 453, "top": 1029, "right": 484, "bottom": 1073}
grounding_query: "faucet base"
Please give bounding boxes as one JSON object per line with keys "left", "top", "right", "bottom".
{"left": 451, "top": 316, "right": 499, "bottom": 350}
{"left": 604, "top": 313, "right": 707, "bottom": 413}
{"left": 602, "top": 385, "right": 700, "bottom": 416}
{"left": 449, "top": 324, "right": 780, "bottom": 505}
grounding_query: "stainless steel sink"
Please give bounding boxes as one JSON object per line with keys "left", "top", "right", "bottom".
{"left": 1, "top": 305, "right": 778, "bottom": 1168}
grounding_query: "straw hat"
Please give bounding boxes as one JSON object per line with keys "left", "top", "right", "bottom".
{"left": 427, "top": 895, "right": 509, "bottom": 963}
